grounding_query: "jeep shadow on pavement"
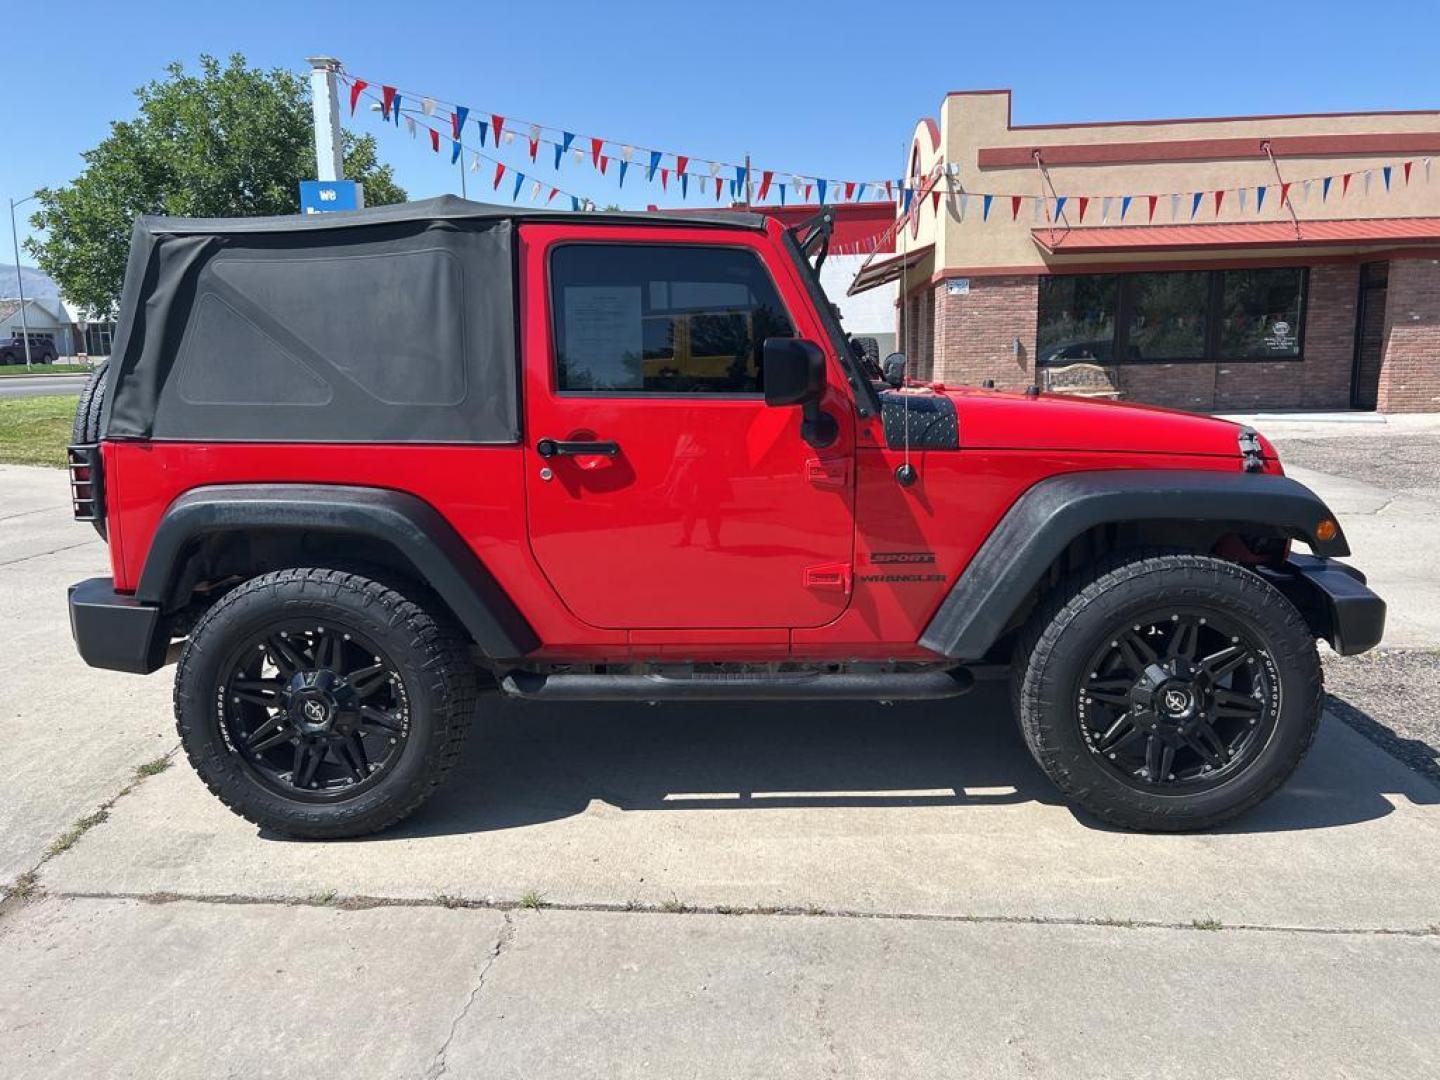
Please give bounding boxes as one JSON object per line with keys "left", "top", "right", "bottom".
{"left": 65, "top": 196, "right": 1385, "bottom": 839}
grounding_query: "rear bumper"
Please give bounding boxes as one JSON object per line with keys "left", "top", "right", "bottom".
{"left": 68, "top": 577, "right": 169, "bottom": 674}
{"left": 1260, "top": 555, "right": 1386, "bottom": 656}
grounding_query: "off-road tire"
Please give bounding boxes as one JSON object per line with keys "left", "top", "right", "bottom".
{"left": 1013, "top": 551, "right": 1322, "bottom": 831}
{"left": 71, "top": 358, "right": 109, "bottom": 443}
{"left": 174, "top": 568, "right": 478, "bottom": 839}
{"left": 852, "top": 336, "right": 880, "bottom": 369}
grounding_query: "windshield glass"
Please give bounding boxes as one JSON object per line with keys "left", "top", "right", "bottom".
{"left": 781, "top": 227, "right": 881, "bottom": 417}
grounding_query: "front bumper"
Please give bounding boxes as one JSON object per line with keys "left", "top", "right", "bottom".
{"left": 68, "top": 577, "right": 169, "bottom": 674}
{"left": 1260, "top": 555, "right": 1386, "bottom": 656}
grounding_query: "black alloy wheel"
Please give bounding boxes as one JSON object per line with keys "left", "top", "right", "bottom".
{"left": 176, "top": 568, "right": 477, "bottom": 839}
{"left": 1077, "top": 610, "right": 1279, "bottom": 792}
{"left": 1014, "top": 552, "right": 1321, "bottom": 832}
{"left": 220, "top": 622, "right": 412, "bottom": 801}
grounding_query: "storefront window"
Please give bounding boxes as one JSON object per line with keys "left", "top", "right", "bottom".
{"left": 1037, "top": 275, "right": 1118, "bottom": 363}
{"left": 1038, "top": 268, "right": 1307, "bottom": 364}
{"left": 1219, "top": 268, "right": 1305, "bottom": 358}
{"left": 1127, "top": 272, "right": 1209, "bottom": 360}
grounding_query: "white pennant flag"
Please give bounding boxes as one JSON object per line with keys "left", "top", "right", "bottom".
{"left": 1169, "top": 193, "right": 1180, "bottom": 221}
{"left": 405, "top": 116, "right": 416, "bottom": 137}
{"left": 573, "top": 148, "right": 584, "bottom": 165}
{"left": 470, "top": 153, "right": 480, "bottom": 172}
{"left": 956, "top": 192, "right": 967, "bottom": 221}
{"left": 421, "top": 97, "right": 436, "bottom": 116}
{"left": 1101, "top": 196, "right": 1112, "bottom": 223}
{"left": 1238, "top": 187, "right": 1248, "bottom": 213}
{"left": 620, "top": 144, "right": 634, "bottom": 162}
{"left": 1032, "top": 197, "right": 1042, "bottom": 223}
{"left": 1302, "top": 179, "right": 1313, "bottom": 204}
{"left": 503, "top": 131, "right": 515, "bottom": 145}
{"left": 530, "top": 180, "right": 542, "bottom": 201}
{"left": 708, "top": 161, "right": 721, "bottom": 177}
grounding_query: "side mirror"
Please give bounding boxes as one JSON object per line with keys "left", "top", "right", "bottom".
{"left": 881, "top": 352, "right": 908, "bottom": 388}
{"left": 763, "top": 338, "right": 826, "bottom": 406}
{"left": 762, "top": 337, "right": 837, "bottom": 448}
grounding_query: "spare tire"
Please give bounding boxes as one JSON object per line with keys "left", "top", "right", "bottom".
{"left": 852, "top": 336, "right": 880, "bottom": 370}
{"left": 71, "top": 360, "right": 109, "bottom": 539}
{"left": 72, "top": 359, "right": 109, "bottom": 444}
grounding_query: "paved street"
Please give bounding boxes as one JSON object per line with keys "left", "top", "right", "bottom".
{"left": 3, "top": 421, "right": 1439, "bottom": 1079}
{"left": 0, "top": 374, "right": 87, "bottom": 400}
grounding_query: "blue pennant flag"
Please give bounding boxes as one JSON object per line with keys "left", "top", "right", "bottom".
{"left": 1383, "top": 165, "right": 1392, "bottom": 191}
{"left": 902, "top": 189, "right": 913, "bottom": 213}
{"left": 735, "top": 165, "right": 747, "bottom": 194}
{"left": 452, "top": 140, "right": 462, "bottom": 164}
{"left": 1121, "top": 195, "right": 1132, "bottom": 220}
{"left": 476, "top": 120, "right": 488, "bottom": 148}
{"left": 816, "top": 179, "right": 828, "bottom": 204}
{"left": 618, "top": 160, "right": 629, "bottom": 187}
{"left": 571, "top": 196, "right": 580, "bottom": 212}
{"left": 982, "top": 194, "right": 993, "bottom": 220}
{"left": 1054, "top": 196, "right": 1067, "bottom": 218}
{"left": 393, "top": 93, "right": 402, "bottom": 126}
{"left": 647, "top": 150, "right": 661, "bottom": 181}
{"left": 1191, "top": 192, "right": 1203, "bottom": 219}
{"left": 856, "top": 183, "right": 867, "bottom": 202}
{"left": 1256, "top": 185, "right": 1266, "bottom": 211}
{"left": 1322, "top": 176, "right": 1332, "bottom": 201}
{"left": 778, "top": 183, "right": 786, "bottom": 206}
{"left": 680, "top": 173, "right": 689, "bottom": 198}
{"left": 555, "top": 132, "right": 574, "bottom": 170}
{"left": 454, "top": 106, "right": 469, "bottom": 137}
{"left": 729, "top": 179, "right": 737, "bottom": 199}
{"left": 513, "top": 171, "right": 525, "bottom": 201}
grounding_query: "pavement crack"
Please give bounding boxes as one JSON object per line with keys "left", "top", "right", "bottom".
{"left": 426, "top": 911, "right": 515, "bottom": 1079}
{"left": 0, "top": 540, "right": 96, "bottom": 567}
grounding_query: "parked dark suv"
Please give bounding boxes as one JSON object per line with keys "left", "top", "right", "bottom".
{"left": 0, "top": 332, "right": 58, "bottom": 365}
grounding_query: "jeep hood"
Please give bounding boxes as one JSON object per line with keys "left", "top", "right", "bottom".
{"left": 944, "top": 387, "right": 1248, "bottom": 457}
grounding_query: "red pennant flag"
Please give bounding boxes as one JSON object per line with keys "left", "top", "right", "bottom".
{"left": 1078, "top": 196, "right": 1089, "bottom": 222}
{"left": 348, "top": 79, "right": 367, "bottom": 115}
{"left": 493, "top": 162, "right": 506, "bottom": 190}
{"left": 491, "top": 115, "right": 505, "bottom": 145}
{"left": 528, "top": 135, "right": 539, "bottom": 161}
{"left": 590, "top": 138, "right": 603, "bottom": 168}
{"left": 931, "top": 190, "right": 941, "bottom": 213}
{"left": 844, "top": 181, "right": 856, "bottom": 201}
{"left": 1404, "top": 161, "right": 1413, "bottom": 185}
{"left": 1011, "top": 195, "right": 1024, "bottom": 220}
{"left": 381, "top": 86, "right": 396, "bottom": 120}
{"left": 884, "top": 179, "right": 893, "bottom": 201}
{"left": 547, "top": 186, "right": 559, "bottom": 204}
{"left": 599, "top": 155, "right": 609, "bottom": 175}
{"left": 804, "top": 183, "right": 813, "bottom": 202}
{"left": 714, "top": 177, "right": 723, "bottom": 201}
{"left": 758, "top": 170, "right": 773, "bottom": 200}
{"left": 429, "top": 128, "right": 440, "bottom": 153}
{"left": 1214, "top": 189, "right": 1225, "bottom": 214}
{"left": 450, "top": 111, "right": 461, "bottom": 139}
{"left": 660, "top": 168, "right": 669, "bottom": 190}
{"left": 1147, "top": 195, "right": 1159, "bottom": 222}
{"left": 1342, "top": 172, "right": 1353, "bottom": 197}
{"left": 1280, "top": 182, "right": 1291, "bottom": 207}
{"left": 675, "top": 155, "right": 688, "bottom": 177}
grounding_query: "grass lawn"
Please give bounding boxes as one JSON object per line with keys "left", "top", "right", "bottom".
{"left": 0, "top": 363, "right": 95, "bottom": 377}
{"left": 0, "top": 395, "right": 75, "bottom": 467}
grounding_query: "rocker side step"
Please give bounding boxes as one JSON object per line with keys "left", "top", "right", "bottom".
{"left": 500, "top": 668, "right": 974, "bottom": 702}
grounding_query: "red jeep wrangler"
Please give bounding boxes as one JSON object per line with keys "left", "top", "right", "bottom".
{"left": 66, "top": 197, "right": 1384, "bottom": 838}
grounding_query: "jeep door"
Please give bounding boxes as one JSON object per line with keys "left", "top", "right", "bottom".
{"left": 519, "top": 223, "right": 856, "bottom": 630}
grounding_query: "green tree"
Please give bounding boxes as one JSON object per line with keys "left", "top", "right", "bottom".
{"left": 27, "top": 54, "right": 406, "bottom": 315}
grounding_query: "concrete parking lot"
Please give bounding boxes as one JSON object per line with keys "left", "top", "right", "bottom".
{"left": 3, "top": 419, "right": 1439, "bottom": 1079}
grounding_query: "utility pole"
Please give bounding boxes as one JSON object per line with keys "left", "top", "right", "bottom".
{"left": 8, "top": 194, "right": 37, "bottom": 371}
{"left": 744, "top": 153, "right": 753, "bottom": 206}
{"left": 306, "top": 56, "right": 345, "bottom": 182}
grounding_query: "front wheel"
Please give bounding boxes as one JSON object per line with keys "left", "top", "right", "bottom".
{"left": 175, "top": 568, "right": 478, "bottom": 838}
{"left": 1014, "top": 552, "right": 1321, "bottom": 831}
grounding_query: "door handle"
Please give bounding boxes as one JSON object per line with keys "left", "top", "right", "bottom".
{"left": 536, "top": 438, "right": 621, "bottom": 458}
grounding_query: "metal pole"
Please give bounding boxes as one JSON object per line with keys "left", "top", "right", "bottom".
{"left": 305, "top": 56, "right": 345, "bottom": 182}
{"left": 9, "top": 196, "right": 34, "bottom": 371}
{"left": 459, "top": 155, "right": 467, "bottom": 199}
{"left": 744, "top": 153, "right": 753, "bottom": 206}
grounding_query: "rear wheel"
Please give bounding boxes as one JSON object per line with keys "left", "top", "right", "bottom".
{"left": 175, "top": 568, "right": 477, "bottom": 838}
{"left": 1014, "top": 552, "right": 1321, "bottom": 831}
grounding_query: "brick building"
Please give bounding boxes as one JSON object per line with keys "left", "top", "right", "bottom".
{"left": 851, "top": 92, "right": 1440, "bottom": 412}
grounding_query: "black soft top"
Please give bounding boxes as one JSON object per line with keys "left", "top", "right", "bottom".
{"left": 104, "top": 197, "right": 767, "bottom": 445}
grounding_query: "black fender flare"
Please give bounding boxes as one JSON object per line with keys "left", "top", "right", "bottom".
{"left": 919, "top": 469, "right": 1348, "bottom": 660}
{"left": 138, "top": 484, "right": 539, "bottom": 659}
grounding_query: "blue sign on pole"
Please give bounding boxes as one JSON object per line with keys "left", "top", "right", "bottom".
{"left": 299, "top": 180, "right": 365, "bottom": 214}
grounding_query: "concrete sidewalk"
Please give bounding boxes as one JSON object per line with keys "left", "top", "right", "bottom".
{"left": 3, "top": 451, "right": 1440, "bottom": 1079}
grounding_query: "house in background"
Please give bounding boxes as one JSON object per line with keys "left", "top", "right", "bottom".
{"left": 0, "top": 296, "right": 76, "bottom": 354}
{"left": 855, "top": 91, "right": 1440, "bottom": 412}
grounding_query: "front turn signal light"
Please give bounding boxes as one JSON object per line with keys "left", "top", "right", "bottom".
{"left": 1315, "top": 519, "right": 1338, "bottom": 543}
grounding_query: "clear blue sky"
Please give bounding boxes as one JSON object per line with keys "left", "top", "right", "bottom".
{"left": 5, "top": 0, "right": 1437, "bottom": 255}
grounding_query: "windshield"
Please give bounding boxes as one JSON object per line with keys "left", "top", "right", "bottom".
{"left": 781, "top": 226, "right": 881, "bottom": 418}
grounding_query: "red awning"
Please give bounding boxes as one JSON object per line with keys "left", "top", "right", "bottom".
{"left": 1032, "top": 217, "right": 1440, "bottom": 255}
